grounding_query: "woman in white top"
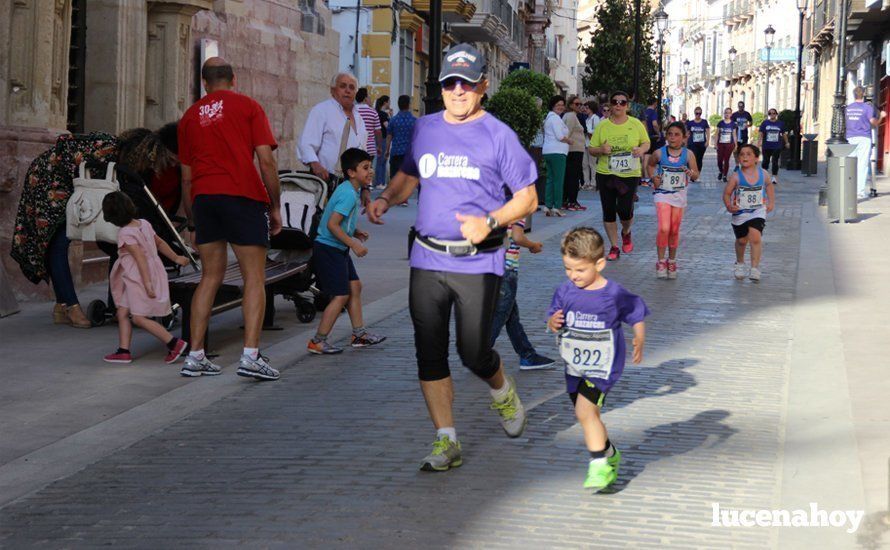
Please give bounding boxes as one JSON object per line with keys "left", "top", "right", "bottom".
{"left": 542, "top": 95, "right": 571, "bottom": 216}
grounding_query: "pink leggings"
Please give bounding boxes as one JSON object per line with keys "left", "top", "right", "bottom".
{"left": 655, "top": 202, "right": 685, "bottom": 248}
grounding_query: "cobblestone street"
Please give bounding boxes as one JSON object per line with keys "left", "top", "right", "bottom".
{"left": 0, "top": 159, "right": 882, "bottom": 549}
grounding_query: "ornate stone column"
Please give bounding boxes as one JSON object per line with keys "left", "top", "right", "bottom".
{"left": 83, "top": 0, "right": 148, "bottom": 133}
{"left": 0, "top": 0, "right": 72, "bottom": 302}
{"left": 2, "top": 0, "right": 71, "bottom": 130}
{"left": 145, "top": 1, "right": 212, "bottom": 129}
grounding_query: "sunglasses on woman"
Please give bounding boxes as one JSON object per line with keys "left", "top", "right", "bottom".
{"left": 441, "top": 77, "right": 480, "bottom": 91}
{"left": 610, "top": 99, "right": 629, "bottom": 106}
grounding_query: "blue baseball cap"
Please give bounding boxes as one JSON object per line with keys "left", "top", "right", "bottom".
{"left": 438, "top": 43, "right": 487, "bottom": 83}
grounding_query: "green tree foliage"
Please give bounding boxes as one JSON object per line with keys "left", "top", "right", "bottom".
{"left": 778, "top": 109, "right": 797, "bottom": 133}
{"left": 499, "top": 69, "right": 556, "bottom": 112}
{"left": 580, "top": 0, "right": 658, "bottom": 100}
{"left": 486, "top": 87, "right": 544, "bottom": 147}
{"left": 708, "top": 114, "right": 723, "bottom": 128}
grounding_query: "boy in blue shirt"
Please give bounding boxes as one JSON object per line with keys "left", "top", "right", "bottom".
{"left": 308, "top": 148, "right": 385, "bottom": 354}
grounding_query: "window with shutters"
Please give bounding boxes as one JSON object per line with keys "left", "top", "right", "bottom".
{"left": 399, "top": 30, "right": 414, "bottom": 98}
{"left": 67, "top": 0, "right": 86, "bottom": 134}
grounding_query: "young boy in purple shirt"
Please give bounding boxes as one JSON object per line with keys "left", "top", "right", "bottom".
{"left": 547, "top": 227, "right": 649, "bottom": 491}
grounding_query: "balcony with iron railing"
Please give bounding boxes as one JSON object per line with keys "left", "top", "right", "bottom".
{"left": 804, "top": 0, "right": 835, "bottom": 48}
{"left": 723, "top": 0, "right": 753, "bottom": 23}
{"left": 450, "top": 0, "right": 510, "bottom": 46}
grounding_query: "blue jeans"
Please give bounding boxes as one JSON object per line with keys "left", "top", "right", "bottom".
{"left": 47, "top": 226, "right": 78, "bottom": 306}
{"left": 490, "top": 269, "right": 536, "bottom": 361}
{"left": 375, "top": 150, "right": 388, "bottom": 187}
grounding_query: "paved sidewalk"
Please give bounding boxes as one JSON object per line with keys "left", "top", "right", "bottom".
{"left": 0, "top": 155, "right": 887, "bottom": 548}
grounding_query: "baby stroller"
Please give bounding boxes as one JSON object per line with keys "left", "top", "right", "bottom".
{"left": 164, "top": 170, "right": 329, "bottom": 342}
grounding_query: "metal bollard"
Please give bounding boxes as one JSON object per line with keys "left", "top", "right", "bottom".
{"left": 826, "top": 143, "right": 858, "bottom": 224}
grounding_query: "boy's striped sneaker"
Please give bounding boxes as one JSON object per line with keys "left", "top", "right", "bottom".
{"left": 307, "top": 339, "right": 343, "bottom": 355}
{"left": 351, "top": 331, "right": 386, "bottom": 348}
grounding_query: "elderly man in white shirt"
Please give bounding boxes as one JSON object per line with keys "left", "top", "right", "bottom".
{"left": 298, "top": 72, "right": 368, "bottom": 193}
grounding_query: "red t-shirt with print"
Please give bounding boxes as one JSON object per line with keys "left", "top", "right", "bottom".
{"left": 178, "top": 89, "right": 277, "bottom": 204}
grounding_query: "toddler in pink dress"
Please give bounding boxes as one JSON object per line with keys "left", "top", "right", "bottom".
{"left": 101, "top": 191, "right": 190, "bottom": 364}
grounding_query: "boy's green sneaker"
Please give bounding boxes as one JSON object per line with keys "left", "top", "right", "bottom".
{"left": 583, "top": 458, "right": 617, "bottom": 490}
{"left": 607, "top": 447, "right": 622, "bottom": 474}
{"left": 420, "top": 436, "right": 462, "bottom": 472}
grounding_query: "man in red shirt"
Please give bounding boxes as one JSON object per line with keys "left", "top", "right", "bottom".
{"left": 177, "top": 57, "right": 283, "bottom": 381}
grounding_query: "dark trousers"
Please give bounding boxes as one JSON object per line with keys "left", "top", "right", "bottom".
{"left": 689, "top": 146, "right": 706, "bottom": 174}
{"left": 564, "top": 151, "right": 584, "bottom": 205}
{"left": 596, "top": 173, "right": 639, "bottom": 222}
{"left": 717, "top": 143, "right": 734, "bottom": 177}
{"left": 762, "top": 148, "right": 781, "bottom": 176}
{"left": 390, "top": 154, "right": 405, "bottom": 180}
{"left": 490, "top": 270, "right": 536, "bottom": 361}
{"left": 409, "top": 268, "right": 501, "bottom": 382}
{"left": 47, "top": 227, "right": 77, "bottom": 306}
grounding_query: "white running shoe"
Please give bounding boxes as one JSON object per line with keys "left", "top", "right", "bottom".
{"left": 667, "top": 260, "right": 678, "bottom": 280}
{"left": 749, "top": 267, "right": 761, "bottom": 283}
{"left": 656, "top": 260, "right": 668, "bottom": 279}
{"left": 733, "top": 263, "right": 748, "bottom": 280}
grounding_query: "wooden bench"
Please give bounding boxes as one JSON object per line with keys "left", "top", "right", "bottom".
{"left": 169, "top": 256, "right": 311, "bottom": 344}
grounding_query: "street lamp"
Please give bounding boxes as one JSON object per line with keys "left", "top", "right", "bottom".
{"left": 655, "top": 7, "right": 669, "bottom": 123}
{"left": 827, "top": 0, "right": 849, "bottom": 145}
{"left": 763, "top": 24, "right": 776, "bottom": 114}
{"left": 728, "top": 46, "right": 737, "bottom": 109}
{"left": 683, "top": 59, "right": 690, "bottom": 118}
{"left": 791, "top": 0, "right": 806, "bottom": 170}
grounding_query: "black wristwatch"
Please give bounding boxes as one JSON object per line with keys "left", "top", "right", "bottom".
{"left": 484, "top": 215, "right": 499, "bottom": 230}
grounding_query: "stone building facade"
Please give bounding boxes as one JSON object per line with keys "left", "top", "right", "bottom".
{"left": 0, "top": 0, "right": 339, "bottom": 301}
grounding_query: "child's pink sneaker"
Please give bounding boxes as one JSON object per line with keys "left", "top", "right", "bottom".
{"left": 656, "top": 260, "right": 668, "bottom": 279}
{"left": 165, "top": 338, "right": 189, "bottom": 364}
{"left": 104, "top": 351, "right": 132, "bottom": 364}
{"left": 667, "top": 260, "right": 678, "bottom": 280}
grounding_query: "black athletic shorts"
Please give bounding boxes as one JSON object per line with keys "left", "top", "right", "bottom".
{"left": 193, "top": 194, "right": 270, "bottom": 246}
{"left": 731, "top": 218, "right": 766, "bottom": 239}
{"left": 569, "top": 379, "right": 608, "bottom": 407}
{"left": 312, "top": 241, "right": 359, "bottom": 297}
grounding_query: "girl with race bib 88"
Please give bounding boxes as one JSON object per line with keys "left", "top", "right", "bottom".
{"left": 647, "top": 122, "right": 700, "bottom": 280}
{"left": 547, "top": 227, "right": 649, "bottom": 491}
{"left": 723, "top": 144, "right": 776, "bottom": 283}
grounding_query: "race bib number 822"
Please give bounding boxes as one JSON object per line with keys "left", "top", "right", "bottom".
{"left": 559, "top": 328, "right": 615, "bottom": 380}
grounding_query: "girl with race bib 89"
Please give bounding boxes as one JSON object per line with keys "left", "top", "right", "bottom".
{"left": 647, "top": 122, "right": 700, "bottom": 280}
{"left": 547, "top": 227, "right": 649, "bottom": 491}
{"left": 723, "top": 144, "right": 776, "bottom": 283}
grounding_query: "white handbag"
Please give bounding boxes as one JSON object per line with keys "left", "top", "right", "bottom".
{"left": 66, "top": 161, "right": 121, "bottom": 243}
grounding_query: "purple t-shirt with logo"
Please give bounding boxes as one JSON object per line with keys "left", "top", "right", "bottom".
{"left": 717, "top": 120, "right": 735, "bottom": 144}
{"left": 401, "top": 112, "right": 537, "bottom": 275}
{"left": 759, "top": 120, "right": 786, "bottom": 150}
{"left": 846, "top": 102, "right": 876, "bottom": 139}
{"left": 548, "top": 279, "right": 649, "bottom": 393}
{"left": 686, "top": 119, "right": 710, "bottom": 148}
{"left": 644, "top": 107, "right": 659, "bottom": 137}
